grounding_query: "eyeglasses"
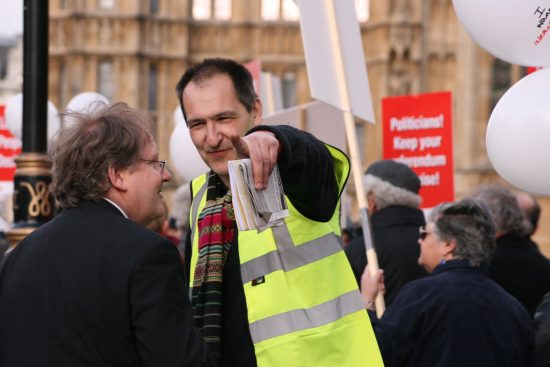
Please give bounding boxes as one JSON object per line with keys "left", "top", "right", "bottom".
{"left": 419, "top": 226, "right": 431, "bottom": 241}
{"left": 140, "top": 159, "right": 167, "bottom": 174}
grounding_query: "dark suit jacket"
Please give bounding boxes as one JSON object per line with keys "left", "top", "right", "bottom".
{"left": 0, "top": 199, "right": 211, "bottom": 367}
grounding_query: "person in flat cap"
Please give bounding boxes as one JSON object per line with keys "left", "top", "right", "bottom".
{"left": 345, "top": 159, "right": 427, "bottom": 305}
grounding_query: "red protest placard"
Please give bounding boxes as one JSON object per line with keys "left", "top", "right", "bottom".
{"left": 0, "top": 105, "right": 22, "bottom": 182}
{"left": 382, "top": 92, "right": 454, "bottom": 208}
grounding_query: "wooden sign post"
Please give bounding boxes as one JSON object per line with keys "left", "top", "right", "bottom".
{"left": 297, "top": 0, "right": 385, "bottom": 315}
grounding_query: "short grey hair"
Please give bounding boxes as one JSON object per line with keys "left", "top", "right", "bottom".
{"left": 364, "top": 174, "right": 421, "bottom": 210}
{"left": 430, "top": 198, "right": 496, "bottom": 267}
{"left": 470, "top": 185, "right": 529, "bottom": 237}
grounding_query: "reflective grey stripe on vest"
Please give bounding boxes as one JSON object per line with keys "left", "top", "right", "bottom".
{"left": 248, "top": 290, "right": 364, "bottom": 344}
{"left": 189, "top": 180, "right": 207, "bottom": 250}
{"left": 240, "top": 224, "right": 343, "bottom": 284}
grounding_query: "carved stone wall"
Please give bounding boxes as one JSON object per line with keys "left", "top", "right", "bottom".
{"left": 47, "top": 0, "right": 550, "bottom": 255}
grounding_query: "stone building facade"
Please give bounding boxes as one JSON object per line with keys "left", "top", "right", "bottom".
{"left": 47, "top": 0, "right": 550, "bottom": 253}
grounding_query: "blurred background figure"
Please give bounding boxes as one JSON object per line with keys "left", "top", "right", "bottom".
{"left": 341, "top": 225, "right": 362, "bottom": 247}
{"left": 169, "top": 182, "right": 192, "bottom": 256}
{"left": 515, "top": 192, "right": 550, "bottom": 366}
{"left": 517, "top": 191, "right": 542, "bottom": 240}
{"left": 362, "top": 198, "right": 534, "bottom": 367}
{"left": 345, "top": 159, "right": 427, "bottom": 305}
{"left": 0, "top": 194, "right": 12, "bottom": 258}
{"left": 146, "top": 199, "right": 179, "bottom": 246}
{"left": 472, "top": 185, "right": 550, "bottom": 316}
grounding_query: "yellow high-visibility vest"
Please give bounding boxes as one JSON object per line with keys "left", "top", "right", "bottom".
{"left": 189, "top": 144, "right": 383, "bottom": 367}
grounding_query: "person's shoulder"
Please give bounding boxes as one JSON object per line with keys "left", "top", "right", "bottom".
{"left": 397, "top": 267, "right": 461, "bottom": 301}
{"left": 98, "top": 219, "right": 180, "bottom": 267}
{"left": 385, "top": 275, "right": 437, "bottom": 313}
{"left": 399, "top": 274, "right": 434, "bottom": 292}
{"left": 110, "top": 217, "right": 170, "bottom": 246}
{"left": 31, "top": 201, "right": 171, "bottom": 252}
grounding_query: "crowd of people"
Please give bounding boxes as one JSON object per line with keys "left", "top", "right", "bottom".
{"left": 0, "top": 57, "right": 549, "bottom": 366}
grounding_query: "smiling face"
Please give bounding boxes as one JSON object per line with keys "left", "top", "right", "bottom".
{"left": 123, "top": 140, "right": 172, "bottom": 226}
{"left": 181, "top": 73, "right": 261, "bottom": 185}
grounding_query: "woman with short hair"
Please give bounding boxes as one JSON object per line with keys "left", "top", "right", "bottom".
{"left": 362, "top": 198, "right": 535, "bottom": 367}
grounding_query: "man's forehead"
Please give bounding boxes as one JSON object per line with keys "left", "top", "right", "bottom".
{"left": 183, "top": 76, "right": 242, "bottom": 118}
{"left": 185, "top": 73, "right": 234, "bottom": 94}
{"left": 142, "top": 139, "right": 158, "bottom": 158}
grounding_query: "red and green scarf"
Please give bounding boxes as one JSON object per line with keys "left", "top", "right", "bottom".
{"left": 191, "top": 173, "right": 235, "bottom": 354}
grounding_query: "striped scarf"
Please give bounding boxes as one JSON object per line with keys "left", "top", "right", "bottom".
{"left": 191, "top": 173, "right": 235, "bottom": 355}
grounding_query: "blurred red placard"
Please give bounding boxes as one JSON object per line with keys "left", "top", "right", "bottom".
{"left": 0, "top": 105, "right": 22, "bottom": 181}
{"left": 382, "top": 92, "right": 454, "bottom": 208}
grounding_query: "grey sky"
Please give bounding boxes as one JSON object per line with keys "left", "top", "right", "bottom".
{"left": 0, "top": 0, "right": 23, "bottom": 37}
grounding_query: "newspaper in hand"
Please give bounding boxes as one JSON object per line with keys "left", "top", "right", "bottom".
{"left": 227, "top": 159, "right": 289, "bottom": 232}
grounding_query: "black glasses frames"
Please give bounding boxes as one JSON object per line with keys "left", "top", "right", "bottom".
{"left": 419, "top": 226, "right": 429, "bottom": 241}
{"left": 139, "top": 159, "right": 167, "bottom": 174}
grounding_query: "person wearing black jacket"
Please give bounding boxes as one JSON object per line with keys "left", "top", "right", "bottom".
{"left": 345, "top": 160, "right": 427, "bottom": 305}
{"left": 472, "top": 186, "right": 550, "bottom": 317}
{"left": 362, "top": 199, "right": 535, "bottom": 367}
{"left": 0, "top": 103, "right": 213, "bottom": 367}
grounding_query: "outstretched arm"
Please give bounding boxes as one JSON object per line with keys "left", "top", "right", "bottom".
{"left": 243, "top": 125, "right": 341, "bottom": 222}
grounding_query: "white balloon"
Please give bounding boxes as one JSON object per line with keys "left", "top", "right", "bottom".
{"left": 4, "top": 93, "right": 61, "bottom": 140}
{"left": 47, "top": 101, "right": 60, "bottom": 140}
{"left": 453, "top": 0, "right": 550, "bottom": 67}
{"left": 5, "top": 93, "right": 22, "bottom": 138}
{"left": 486, "top": 67, "right": 550, "bottom": 195}
{"left": 173, "top": 106, "right": 185, "bottom": 126}
{"left": 64, "top": 92, "right": 109, "bottom": 128}
{"left": 169, "top": 120, "right": 209, "bottom": 181}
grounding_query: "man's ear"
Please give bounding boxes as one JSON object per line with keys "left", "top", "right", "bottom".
{"left": 252, "top": 98, "right": 262, "bottom": 126}
{"left": 108, "top": 165, "right": 128, "bottom": 191}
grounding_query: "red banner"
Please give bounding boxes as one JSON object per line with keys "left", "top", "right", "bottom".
{"left": 382, "top": 92, "right": 454, "bottom": 208}
{"left": 0, "top": 105, "right": 22, "bottom": 181}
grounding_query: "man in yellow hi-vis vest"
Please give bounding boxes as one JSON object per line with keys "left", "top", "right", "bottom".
{"left": 175, "top": 58, "right": 383, "bottom": 367}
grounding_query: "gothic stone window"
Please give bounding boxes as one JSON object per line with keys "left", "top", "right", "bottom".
{"left": 261, "top": 0, "right": 369, "bottom": 22}
{"left": 261, "top": 0, "right": 299, "bottom": 21}
{"left": 355, "top": 0, "right": 370, "bottom": 22}
{"left": 98, "top": 0, "right": 115, "bottom": 10}
{"left": 148, "top": 63, "right": 158, "bottom": 112}
{"left": 490, "top": 59, "right": 511, "bottom": 111}
{"left": 193, "top": 0, "right": 231, "bottom": 20}
{"left": 150, "top": 0, "right": 159, "bottom": 14}
{"left": 98, "top": 60, "right": 114, "bottom": 101}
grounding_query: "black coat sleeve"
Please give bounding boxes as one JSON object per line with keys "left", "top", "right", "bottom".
{"left": 130, "top": 240, "right": 216, "bottom": 367}
{"left": 247, "top": 124, "right": 341, "bottom": 222}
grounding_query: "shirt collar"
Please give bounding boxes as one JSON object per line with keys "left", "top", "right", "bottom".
{"left": 432, "top": 258, "right": 488, "bottom": 276}
{"left": 103, "top": 198, "right": 128, "bottom": 219}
